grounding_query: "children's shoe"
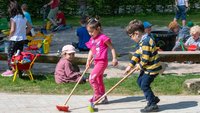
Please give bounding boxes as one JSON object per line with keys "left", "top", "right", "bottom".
{"left": 145, "top": 96, "right": 160, "bottom": 109}
{"left": 140, "top": 105, "right": 159, "bottom": 112}
{"left": 97, "top": 96, "right": 109, "bottom": 105}
{"left": 1, "top": 70, "right": 14, "bottom": 77}
{"left": 89, "top": 95, "right": 101, "bottom": 103}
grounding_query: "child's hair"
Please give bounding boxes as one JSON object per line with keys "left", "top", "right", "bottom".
{"left": 168, "top": 21, "right": 179, "bottom": 31}
{"left": 8, "top": 0, "right": 24, "bottom": 18}
{"left": 190, "top": 25, "right": 200, "bottom": 35}
{"left": 80, "top": 15, "right": 90, "bottom": 25}
{"left": 125, "top": 19, "right": 144, "bottom": 35}
{"left": 87, "top": 16, "right": 101, "bottom": 30}
{"left": 21, "top": 3, "right": 27, "bottom": 11}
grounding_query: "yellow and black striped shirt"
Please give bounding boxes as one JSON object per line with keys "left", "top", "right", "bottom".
{"left": 129, "top": 34, "right": 162, "bottom": 75}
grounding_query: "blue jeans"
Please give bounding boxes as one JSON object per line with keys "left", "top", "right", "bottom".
{"left": 175, "top": 5, "right": 186, "bottom": 20}
{"left": 137, "top": 71, "right": 157, "bottom": 106}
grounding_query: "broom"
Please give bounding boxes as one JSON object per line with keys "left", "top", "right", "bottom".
{"left": 88, "top": 68, "right": 137, "bottom": 112}
{"left": 56, "top": 59, "right": 93, "bottom": 112}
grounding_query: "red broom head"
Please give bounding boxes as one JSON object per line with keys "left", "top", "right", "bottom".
{"left": 56, "top": 105, "right": 69, "bottom": 112}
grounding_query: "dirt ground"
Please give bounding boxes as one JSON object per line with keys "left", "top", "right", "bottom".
{"left": 1, "top": 26, "right": 200, "bottom": 77}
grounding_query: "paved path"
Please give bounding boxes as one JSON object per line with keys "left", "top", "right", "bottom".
{"left": 0, "top": 93, "right": 199, "bottom": 113}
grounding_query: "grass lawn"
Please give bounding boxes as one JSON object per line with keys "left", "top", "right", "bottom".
{"left": 0, "top": 74, "right": 199, "bottom": 95}
{"left": 33, "top": 13, "right": 200, "bottom": 27}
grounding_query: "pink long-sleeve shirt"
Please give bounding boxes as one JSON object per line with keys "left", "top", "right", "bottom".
{"left": 54, "top": 58, "right": 81, "bottom": 84}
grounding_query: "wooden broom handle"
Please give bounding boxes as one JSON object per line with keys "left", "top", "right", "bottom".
{"left": 94, "top": 68, "right": 137, "bottom": 105}
{"left": 64, "top": 59, "right": 93, "bottom": 105}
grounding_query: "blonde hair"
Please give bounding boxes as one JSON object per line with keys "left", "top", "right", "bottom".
{"left": 190, "top": 25, "right": 200, "bottom": 35}
{"left": 168, "top": 21, "right": 179, "bottom": 30}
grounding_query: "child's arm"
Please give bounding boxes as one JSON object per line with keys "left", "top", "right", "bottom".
{"left": 124, "top": 49, "right": 140, "bottom": 74}
{"left": 86, "top": 50, "right": 93, "bottom": 68}
{"left": 9, "top": 19, "right": 15, "bottom": 38}
{"left": 26, "top": 22, "right": 32, "bottom": 35}
{"left": 105, "top": 41, "right": 118, "bottom": 66}
{"left": 43, "top": 0, "right": 53, "bottom": 7}
{"left": 185, "top": 0, "right": 189, "bottom": 7}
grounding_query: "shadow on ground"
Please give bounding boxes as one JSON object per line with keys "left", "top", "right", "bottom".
{"left": 159, "top": 101, "right": 198, "bottom": 112}
{"left": 109, "top": 96, "right": 144, "bottom": 104}
{"left": 18, "top": 75, "right": 48, "bottom": 81}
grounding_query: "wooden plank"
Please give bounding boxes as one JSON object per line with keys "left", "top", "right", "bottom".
{"left": 1, "top": 51, "right": 200, "bottom": 65}
{"left": 129, "top": 51, "right": 200, "bottom": 62}
{"left": 0, "top": 52, "right": 88, "bottom": 65}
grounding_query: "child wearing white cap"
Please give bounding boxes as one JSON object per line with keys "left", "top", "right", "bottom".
{"left": 54, "top": 45, "right": 86, "bottom": 84}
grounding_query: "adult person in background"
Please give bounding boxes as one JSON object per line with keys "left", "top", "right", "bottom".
{"left": 43, "top": 0, "right": 60, "bottom": 27}
{"left": 174, "top": 0, "right": 189, "bottom": 26}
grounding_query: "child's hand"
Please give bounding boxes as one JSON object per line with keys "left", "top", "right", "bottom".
{"left": 124, "top": 66, "right": 132, "bottom": 75}
{"left": 86, "top": 61, "right": 91, "bottom": 68}
{"left": 135, "top": 64, "right": 141, "bottom": 71}
{"left": 112, "top": 58, "right": 118, "bottom": 66}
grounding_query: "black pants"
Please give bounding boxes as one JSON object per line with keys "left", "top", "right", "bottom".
{"left": 7, "top": 40, "right": 25, "bottom": 70}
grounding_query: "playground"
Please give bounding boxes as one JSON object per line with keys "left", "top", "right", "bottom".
{"left": 0, "top": 0, "right": 200, "bottom": 112}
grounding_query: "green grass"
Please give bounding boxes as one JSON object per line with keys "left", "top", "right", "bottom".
{"left": 33, "top": 13, "right": 200, "bottom": 27}
{"left": 0, "top": 74, "right": 199, "bottom": 95}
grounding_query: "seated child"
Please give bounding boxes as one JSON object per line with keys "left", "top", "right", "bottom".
{"left": 143, "top": 21, "right": 153, "bottom": 35}
{"left": 168, "top": 21, "right": 190, "bottom": 51}
{"left": 52, "top": 10, "right": 66, "bottom": 32}
{"left": 184, "top": 25, "right": 200, "bottom": 51}
{"left": 72, "top": 15, "right": 90, "bottom": 51}
{"left": 54, "top": 45, "right": 86, "bottom": 84}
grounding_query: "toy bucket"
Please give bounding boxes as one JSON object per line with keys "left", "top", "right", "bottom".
{"left": 188, "top": 45, "right": 197, "bottom": 51}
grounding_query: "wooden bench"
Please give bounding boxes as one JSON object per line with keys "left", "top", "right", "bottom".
{"left": 1, "top": 51, "right": 200, "bottom": 65}
{"left": 129, "top": 51, "right": 200, "bottom": 62}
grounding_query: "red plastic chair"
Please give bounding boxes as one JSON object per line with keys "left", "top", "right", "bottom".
{"left": 11, "top": 52, "right": 40, "bottom": 82}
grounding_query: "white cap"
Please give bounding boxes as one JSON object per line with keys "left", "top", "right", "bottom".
{"left": 62, "top": 45, "right": 76, "bottom": 53}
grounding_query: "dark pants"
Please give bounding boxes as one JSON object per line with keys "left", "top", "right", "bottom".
{"left": 176, "top": 5, "right": 187, "bottom": 20}
{"left": 7, "top": 40, "right": 25, "bottom": 70}
{"left": 137, "top": 71, "right": 157, "bottom": 106}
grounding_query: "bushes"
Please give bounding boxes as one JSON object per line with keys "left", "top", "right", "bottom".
{"left": 0, "top": 0, "right": 200, "bottom": 17}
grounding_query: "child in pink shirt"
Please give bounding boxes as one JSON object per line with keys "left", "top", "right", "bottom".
{"left": 54, "top": 45, "right": 86, "bottom": 84}
{"left": 86, "top": 18, "right": 118, "bottom": 104}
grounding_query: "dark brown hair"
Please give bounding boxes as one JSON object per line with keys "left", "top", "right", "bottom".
{"left": 125, "top": 19, "right": 144, "bottom": 35}
{"left": 87, "top": 16, "right": 101, "bottom": 30}
{"left": 80, "top": 15, "right": 90, "bottom": 24}
{"left": 8, "top": 0, "right": 24, "bottom": 18}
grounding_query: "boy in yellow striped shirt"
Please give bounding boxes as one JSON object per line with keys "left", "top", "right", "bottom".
{"left": 124, "top": 19, "right": 162, "bottom": 112}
